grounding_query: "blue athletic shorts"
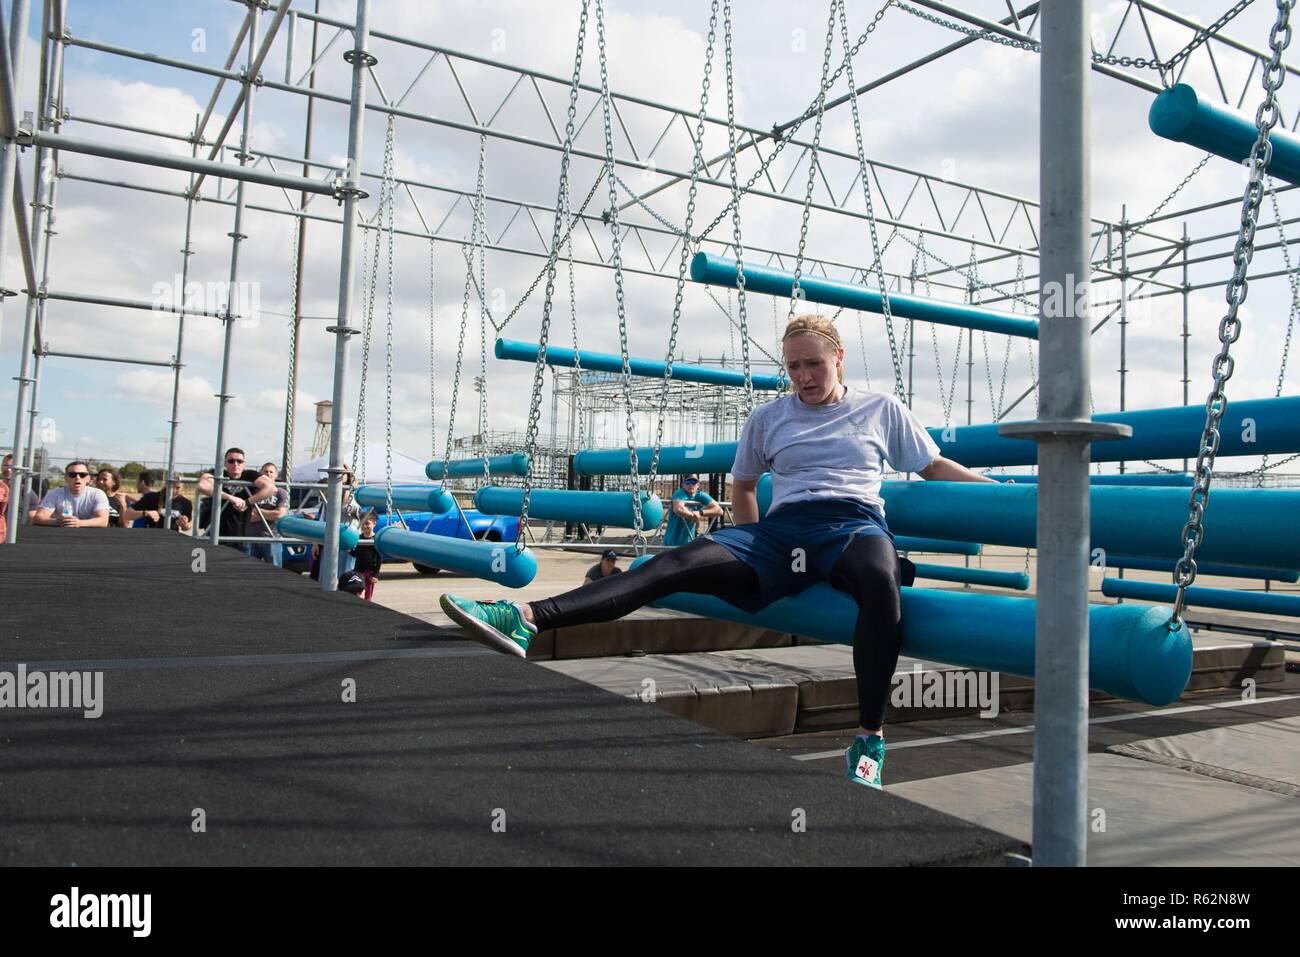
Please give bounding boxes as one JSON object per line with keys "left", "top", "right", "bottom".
{"left": 703, "top": 497, "right": 893, "bottom": 613}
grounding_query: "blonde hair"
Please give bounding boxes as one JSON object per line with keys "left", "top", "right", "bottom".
{"left": 782, "top": 314, "right": 845, "bottom": 383}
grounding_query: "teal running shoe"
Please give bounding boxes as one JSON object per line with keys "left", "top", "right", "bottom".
{"left": 845, "top": 734, "right": 885, "bottom": 790}
{"left": 440, "top": 594, "right": 536, "bottom": 658}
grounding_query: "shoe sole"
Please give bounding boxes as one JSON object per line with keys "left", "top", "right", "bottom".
{"left": 440, "top": 594, "right": 528, "bottom": 659}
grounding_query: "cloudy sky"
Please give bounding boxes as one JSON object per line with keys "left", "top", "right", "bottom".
{"left": 1, "top": 0, "right": 1296, "bottom": 478}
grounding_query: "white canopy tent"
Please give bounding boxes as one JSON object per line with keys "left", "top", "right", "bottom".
{"left": 290, "top": 444, "right": 430, "bottom": 485}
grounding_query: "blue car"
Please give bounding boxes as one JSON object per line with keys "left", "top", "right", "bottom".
{"left": 282, "top": 507, "right": 520, "bottom": 576}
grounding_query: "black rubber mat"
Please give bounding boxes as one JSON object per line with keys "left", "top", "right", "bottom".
{"left": 0, "top": 527, "right": 1026, "bottom": 865}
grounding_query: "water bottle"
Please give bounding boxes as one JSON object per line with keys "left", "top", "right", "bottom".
{"left": 61, "top": 500, "right": 73, "bottom": 520}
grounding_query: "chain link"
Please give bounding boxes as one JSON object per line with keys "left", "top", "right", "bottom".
{"left": 895, "top": 0, "right": 1255, "bottom": 82}
{"left": 1164, "top": 0, "right": 1257, "bottom": 73}
{"left": 647, "top": 0, "right": 721, "bottom": 500}
{"left": 1255, "top": 177, "right": 1298, "bottom": 483}
{"left": 428, "top": 237, "right": 438, "bottom": 460}
{"left": 723, "top": 0, "right": 756, "bottom": 416}
{"left": 352, "top": 208, "right": 380, "bottom": 482}
{"left": 594, "top": 0, "right": 648, "bottom": 552}
{"left": 381, "top": 116, "right": 397, "bottom": 520}
{"left": 441, "top": 138, "right": 488, "bottom": 487}
{"left": 788, "top": 3, "right": 838, "bottom": 316}
{"left": 1171, "top": 0, "right": 1294, "bottom": 631}
{"left": 1126, "top": 153, "right": 1213, "bottom": 237}
{"left": 695, "top": 1, "right": 895, "bottom": 246}
{"left": 282, "top": 216, "right": 301, "bottom": 480}
{"left": 837, "top": 0, "right": 907, "bottom": 399}
{"left": 473, "top": 134, "right": 491, "bottom": 484}
{"left": 517, "top": 0, "right": 590, "bottom": 552}
{"left": 495, "top": 170, "right": 605, "bottom": 335}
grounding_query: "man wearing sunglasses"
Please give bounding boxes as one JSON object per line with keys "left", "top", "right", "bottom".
{"left": 662, "top": 474, "right": 722, "bottom": 547}
{"left": 33, "top": 462, "right": 111, "bottom": 528}
{"left": 197, "top": 448, "right": 275, "bottom": 550}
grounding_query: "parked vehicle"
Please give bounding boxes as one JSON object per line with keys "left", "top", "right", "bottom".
{"left": 281, "top": 506, "right": 520, "bottom": 576}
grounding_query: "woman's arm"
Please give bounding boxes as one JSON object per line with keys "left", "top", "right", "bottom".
{"left": 917, "top": 456, "right": 997, "bottom": 483}
{"left": 731, "top": 478, "right": 759, "bottom": 525}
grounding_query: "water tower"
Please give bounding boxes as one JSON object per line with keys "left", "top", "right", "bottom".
{"left": 311, "top": 401, "right": 332, "bottom": 459}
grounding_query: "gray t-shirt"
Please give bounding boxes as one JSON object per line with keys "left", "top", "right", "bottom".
{"left": 247, "top": 487, "right": 289, "bottom": 538}
{"left": 39, "top": 486, "right": 111, "bottom": 520}
{"left": 733, "top": 387, "right": 939, "bottom": 514}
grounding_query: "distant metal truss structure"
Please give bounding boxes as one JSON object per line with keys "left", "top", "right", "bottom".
{"left": 4, "top": 0, "right": 1300, "bottom": 552}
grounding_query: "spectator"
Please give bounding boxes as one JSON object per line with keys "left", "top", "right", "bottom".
{"left": 309, "top": 468, "right": 361, "bottom": 580}
{"left": 2, "top": 454, "right": 40, "bottom": 524}
{"left": 662, "top": 475, "right": 723, "bottom": 547}
{"left": 583, "top": 549, "right": 622, "bottom": 586}
{"left": 95, "top": 467, "right": 131, "bottom": 528}
{"left": 131, "top": 473, "right": 193, "bottom": 531}
{"left": 33, "top": 461, "right": 111, "bottom": 527}
{"left": 349, "top": 510, "right": 383, "bottom": 600}
{"left": 245, "top": 461, "right": 289, "bottom": 566}
{"left": 196, "top": 448, "right": 274, "bottom": 550}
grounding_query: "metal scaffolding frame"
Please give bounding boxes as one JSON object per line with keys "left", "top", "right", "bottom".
{"left": 1, "top": 0, "right": 1298, "bottom": 866}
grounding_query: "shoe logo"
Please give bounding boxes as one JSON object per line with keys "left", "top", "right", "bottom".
{"left": 855, "top": 755, "right": 879, "bottom": 781}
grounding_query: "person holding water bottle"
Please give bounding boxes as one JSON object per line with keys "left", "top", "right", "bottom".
{"left": 33, "top": 461, "right": 111, "bottom": 528}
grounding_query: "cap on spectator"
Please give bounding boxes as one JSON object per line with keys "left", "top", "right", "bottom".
{"left": 166, "top": 472, "right": 183, "bottom": 484}
{"left": 683, "top": 474, "right": 700, "bottom": 482}
{"left": 602, "top": 549, "right": 618, "bottom": 560}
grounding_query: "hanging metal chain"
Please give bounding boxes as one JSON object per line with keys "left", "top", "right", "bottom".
{"left": 594, "top": 0, "right": 647, "bottom": 552}
{"left": 282, "top": 216, "right": 301, "bottom": 481}
{"left": 1126, "top": 153, "right": 1213, "bottom": 237}
{"left": 1164, "top": 0, "right": 1257, "bottom": 73}
{"left": 517, "top": 0, "right": 591, "bottom": 552}
{"left": 723, "top": 0, "right": 756, "bottom": 416}
{"left": 1267, "top": 177, "right": 1298, "bottom": 401}
{"left": 564, "top": 178, "right": 587, "bottom": 452}
{"left": 381, "top": 116, "right": 397, "bottom": 519}
{"left": 648, "top": 0, "right": 721, "bottom": 497}
{"left": 1172, "top": 0, "right": 1294, "bottom": 631}
{"left": 441, "top": 138, "right": 488, "bottom": 486}
{"left": 1255, "top": 177, "right": 1298, "bottom": 483}
{"left": 915, "top": 234, "right": 962, "bottom": 421}
{"left": 894, "top": 1, "right": 1038, "bottom": 52}
{"left": 473, "top": 134, "right": 491, "bottom": 484}
{"left": 788, "top": 1, "right": 838, "bottom": 315}
{"left": 353, "top": 209, "right": 381, "bottom": 481}
{"left": 970, "top": 245, "right": 1012, "bottom": 420}
{"left": 895, "top": 0, "right": 1254, "bottom": 79}
{"left": 856, "top": 310, "right": 872, "bottom": 390}
{"left": 495, "top": 169, "right": 605, "bottom": 335}
{"left": 610, "top": 169, "right": 693, "bottom": 239}
{"left": 695, "top": 0, "right": 895, "bottom": 246}
{"left": 428, "top": 237, "right": 438, "bottom": 461}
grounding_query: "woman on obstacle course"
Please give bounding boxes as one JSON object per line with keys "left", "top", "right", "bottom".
{"left": 441, "top": 314, "right": 995, "bottom": 789}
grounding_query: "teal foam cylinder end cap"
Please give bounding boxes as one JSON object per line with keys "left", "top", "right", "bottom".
{"left": 1148, "top": 83, "right": 1199, "bottom": 139}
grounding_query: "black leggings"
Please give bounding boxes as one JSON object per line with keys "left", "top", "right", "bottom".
{"left": 529, "top": 535, "right": 905, "bottom": 730}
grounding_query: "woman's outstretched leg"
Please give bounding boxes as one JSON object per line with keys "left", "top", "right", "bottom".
{"left": 441, "top": 538, "right": 759, "bottom": 657}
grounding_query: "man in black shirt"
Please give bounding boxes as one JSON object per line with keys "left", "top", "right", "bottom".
{"left": 132, "top": 473, "right": 194, "bottom": 531}
{"left": 583, "top": 549, "right": 622, "bottom": 586}
{"left": 197, "top": 447, "right": 275, "bottom": 549}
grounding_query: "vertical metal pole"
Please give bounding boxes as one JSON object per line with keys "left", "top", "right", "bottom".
{"left": 23, "top": 0, "right": 62, "bottom": 512}
{"left": 3, "top": 0, "right": 38, "bottom": 543}
{"left": 209, "top": 4, "right": 261, "bottom": 545}
{"left": 165, "top": 120, "right": 199, "bottom": 530}
{"left": 283, "top": 0, "right": 320, "bottom": 475}
{"left": 1018, "top": 0, "right": 1117, "bottom": 867}
{"left": 1181, "top": 222, "right": 1190, "bottom": 475}
{"left": 320, "top": 0, "right": 372, "bottom": 591}
{"left": 1118, "top": 205, "right": 1127, "bottom": 474}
